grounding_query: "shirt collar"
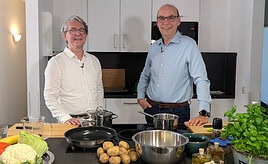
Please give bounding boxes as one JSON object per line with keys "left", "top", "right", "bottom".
{"left": 64, "top": 47, "right": 87, "bottom": 60}
{"left": 157, "top": 31, "right": 181, "bottom": 46}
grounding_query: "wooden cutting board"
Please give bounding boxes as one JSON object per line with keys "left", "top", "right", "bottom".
{"left": 8, "top": 123, "right": 77, "bottom": 138}
{"left": 102, "top": 69, "right": 125, "bottom": 91}
{"left": 185, "top": 122, "right": 231, "bottom": 136}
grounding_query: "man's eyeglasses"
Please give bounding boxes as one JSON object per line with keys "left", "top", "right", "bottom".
{"left": 66, "top": 28, "right": 86, "bottom": 35}
{"left": 157, "top": 16, "right": 179, "bottom": 23}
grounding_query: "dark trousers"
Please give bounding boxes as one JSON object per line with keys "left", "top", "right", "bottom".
{"left": 144, "top": 104, "right": 190, "bottom": 126}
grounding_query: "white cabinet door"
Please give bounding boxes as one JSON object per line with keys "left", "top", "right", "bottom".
{"left": 121, "top": 0, "right": 152, "bottom": 52}
{"left": 87, "top": 0, "right": 151, "bottom": 52}
{"left": 88, "top": 0, "right": 120, "bottom": 52}
{"left": 152, "top": 0, "right": 199, "bottom": 22}
{"left": 53, "top": 0, "right": 88, "bottom": 52}
{"left": 105, "top": 98, "right": 146, "bottom": 124}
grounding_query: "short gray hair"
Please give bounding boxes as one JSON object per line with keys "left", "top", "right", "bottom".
{"left": 61, "top": 15, "right": 88, "bottom": 34}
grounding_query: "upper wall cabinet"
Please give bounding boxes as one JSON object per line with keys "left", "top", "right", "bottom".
{"left": 88, "top": 0, "right": 152, "bottom": 52}
{"left": 152, "top": 0, "right": 199, "bottom": 22}
{"left": 52, "top": 0, "right": 88, "bottom": 52}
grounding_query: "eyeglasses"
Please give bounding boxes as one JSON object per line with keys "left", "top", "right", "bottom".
{"left": 157, "top": 16, "right": 179, "bottom": 23}
{"left": 66, "top": 28, "right": 86, "bottom": 35}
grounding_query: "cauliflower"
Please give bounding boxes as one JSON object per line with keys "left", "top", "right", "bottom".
{"left": 0, "top": 144, "right": 37, "bottom": 164}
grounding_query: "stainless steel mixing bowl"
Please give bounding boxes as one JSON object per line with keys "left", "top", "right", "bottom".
{"left": 132, "top": 130, "right": 189, "bottom": 164}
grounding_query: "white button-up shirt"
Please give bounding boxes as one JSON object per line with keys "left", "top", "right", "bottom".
{"left": 44, "top": 47, "right": 104, "bottom": 123}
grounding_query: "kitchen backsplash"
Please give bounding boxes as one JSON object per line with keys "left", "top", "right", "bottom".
{"left": 89, "top": 52, "right": 147, "bottom": 94}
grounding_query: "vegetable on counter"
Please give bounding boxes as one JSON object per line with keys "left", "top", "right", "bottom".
{"left": 0, "top": 131, "right": 49, "bottom": 164}
{"left": 0, "top": 135, "right": 19, "bottom": 145}
{"left": 0, "top": 143, "right": 37, "bottom": 164}
{"left": 0, "top": 143, "right": 10, "bottom": 155}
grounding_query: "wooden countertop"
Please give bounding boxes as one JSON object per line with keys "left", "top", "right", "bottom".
{"left": 8, "top": 123, "right": 77, "bottom": 138}
{"left": 185, "top": 122, "right": 231, "bottom": 136}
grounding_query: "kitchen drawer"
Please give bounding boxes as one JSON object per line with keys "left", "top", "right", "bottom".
{"left": 105, "top": 98, "right": 146, "bottom": 124}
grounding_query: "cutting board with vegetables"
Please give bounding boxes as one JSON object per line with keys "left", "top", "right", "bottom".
{"left": 8, "top": 123, "right": 77, "bottom": 138}
{"left": 185, "top": 122, "right": 231, "bottom": 136}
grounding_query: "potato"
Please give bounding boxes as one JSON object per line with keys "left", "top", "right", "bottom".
{"left": 120, "top": 154, "right": 131, "bottom": 164}
{"left": 128, "top": 151, "right": 138, "bottom": 162}
{"left": 97, "top": 147, "right": 105, "bottom": 157}
{"left": 119, "top": 147, "right": 128, "bottom": 155}
{"left": 109, "top": 156, "right": 121, "bottom": 164}
{"left": 103, "top": 141, "right": 114, "bottom": 151}
{"left": 119, "top": 141, "right": 130, "bottom": 150}
{"left": 128, "top": 148, "right": 135, "bottom": 153}
{"left": 99, "top": 153, "right": 109, "bottom": 163}
{"left": 107, "top": 146, "right": 120, "bottom": 156}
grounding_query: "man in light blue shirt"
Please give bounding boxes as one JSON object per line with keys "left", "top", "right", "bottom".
{"left": 137, "top": 4, "right": 211, "bottom": 126}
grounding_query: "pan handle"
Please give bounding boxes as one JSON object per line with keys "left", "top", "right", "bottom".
{"left": 112, "top": 113, "right": 118, "bottom": 119}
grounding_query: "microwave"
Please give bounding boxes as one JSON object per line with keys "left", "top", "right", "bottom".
{"left": 152, "top": 21, "right": 199, "bottom": 44}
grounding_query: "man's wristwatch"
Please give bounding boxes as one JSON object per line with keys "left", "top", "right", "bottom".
{"left": 199, "top": 110, "right": 211, "bottom": 117}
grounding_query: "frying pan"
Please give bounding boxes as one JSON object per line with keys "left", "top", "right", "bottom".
{"left": 64, "top": 126, "right": 117, "bottom": 148}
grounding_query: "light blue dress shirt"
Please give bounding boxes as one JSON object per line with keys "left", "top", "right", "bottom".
{"left": 137, "top": 32, "right": 211, "bottom": 112}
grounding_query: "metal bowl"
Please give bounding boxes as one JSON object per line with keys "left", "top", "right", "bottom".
{"left": 132, "top": 130, "right": 189, "bottom": 164}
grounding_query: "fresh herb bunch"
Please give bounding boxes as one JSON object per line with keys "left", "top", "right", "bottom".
{"left": 221, "top": 104, "right": 268, "bottom": 159}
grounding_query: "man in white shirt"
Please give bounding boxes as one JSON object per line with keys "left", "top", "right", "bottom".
{"left": 44, "top": 15, "right": 104, "bottom": 125}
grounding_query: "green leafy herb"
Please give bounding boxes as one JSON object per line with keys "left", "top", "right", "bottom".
{"left": 221, "top": 104, "right": 268, "bottom": 159}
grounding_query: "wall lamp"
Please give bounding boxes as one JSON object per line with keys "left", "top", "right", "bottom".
{"left": 13, "top": 34, "right": 21, "bottom": 43}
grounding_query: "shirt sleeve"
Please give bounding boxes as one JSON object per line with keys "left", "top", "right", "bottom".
{"left": 188, "top": 43, "right": 212, "bottom": 113}
{"left": 137, "top": 51, "right": 152, "bottom": 99}
{"left": 95, "top": 59, "right": 104, "bottom": 108}
{"left": 44, "top": 58, "right": 72, "bottom": 123}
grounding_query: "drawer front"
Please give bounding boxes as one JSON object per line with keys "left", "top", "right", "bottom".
{"left": 105, "top": 98, "right": 146, "bottom": 124}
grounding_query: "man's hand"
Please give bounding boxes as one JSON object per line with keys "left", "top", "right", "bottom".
{"left": 64, "top": 118, "right": 80, "bottom": 125}
{"left": 138, "top": 99, "right": 152, "bottom": 109}
{"left": 186, "top": 116, "right": 208, "bottom": 126}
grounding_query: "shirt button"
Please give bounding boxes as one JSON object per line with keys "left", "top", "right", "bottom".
{"left": 160, "top": 64, "right": 163, "bottom": 66}
{"left": 159, "top": 74, "right": 161, "bottom": 77}
{"left": 157, "top": 85, "right": 160, "bottom": 87}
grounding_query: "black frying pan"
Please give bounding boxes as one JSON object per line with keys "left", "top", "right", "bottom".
{"left": 64, "top": 126, "right": 117, "bottom": 148}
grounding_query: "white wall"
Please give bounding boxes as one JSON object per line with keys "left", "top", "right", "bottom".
{"left": 199, "top": 0, "right": 265, "bottom": 115}
{"left": 0, "top": 0, "right": 27, "bottom": 124}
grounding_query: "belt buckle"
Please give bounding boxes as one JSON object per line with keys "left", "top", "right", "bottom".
{"left": 155, "top": 101, "right": 161, "bottom": 108}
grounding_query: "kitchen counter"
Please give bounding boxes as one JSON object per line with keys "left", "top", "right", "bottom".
{"left": 46, "top": 138, "right": 234, "bottom": 164}
{"left": 44, "top": 124, "right": 233, "bottom": 164}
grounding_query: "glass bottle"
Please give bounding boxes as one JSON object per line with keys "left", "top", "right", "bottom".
{"left": 192, "top": 148, "right": 211, "bottom": 164}
{"left": 210, "top": 142, "right": 224, "bottom": 163}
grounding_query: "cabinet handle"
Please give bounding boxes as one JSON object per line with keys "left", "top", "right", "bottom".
{"left": 123, "top": 102, "right": 138, "bottom": 104}
{"left": 123, "top": 34, "right": 126, "bottom": 49}
{"left": 114, "top": 34, "right": 117, "bottom": 49}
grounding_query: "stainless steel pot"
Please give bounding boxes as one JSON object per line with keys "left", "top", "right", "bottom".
{"left": 85, "top": 108, "right": 118, "bottom": 128}
{"left": 132, "top": 130, "right": 189, "bottom": 164}
{"left": 138, "top": 110, "right": 179, "bottom": 130}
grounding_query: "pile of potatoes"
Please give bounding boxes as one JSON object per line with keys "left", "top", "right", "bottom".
{"left": 97, "top": 141, "right": 138, "bottom": 164}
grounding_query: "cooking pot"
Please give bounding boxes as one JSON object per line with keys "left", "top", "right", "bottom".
{"left": 85, "top": 107, "right": 118, "bottom": 128}
{"left": 64, "top": 126, "right": 117, "bottom": 148}
{"left": 132, "top": 130, "right": 189, "bottom": 164}
{"left": 138, "top": 110, "right": 179, "bottom": 130}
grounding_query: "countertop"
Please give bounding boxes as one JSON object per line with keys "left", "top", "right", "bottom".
{"left": 46, "top": 138, "right": 234, "bottom": 164}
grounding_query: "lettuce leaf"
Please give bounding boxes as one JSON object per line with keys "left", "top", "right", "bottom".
{"left": 18, "top": 131, "right": 48, "bottom": 158}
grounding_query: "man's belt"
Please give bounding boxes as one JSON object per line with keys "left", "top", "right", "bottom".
{"left": 147, "top": 98, "right": 188, "bottom": 108}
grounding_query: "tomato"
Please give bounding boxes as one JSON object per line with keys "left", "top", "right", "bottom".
{"left": 0, "top": 142, "right": 10, "bottom": 155}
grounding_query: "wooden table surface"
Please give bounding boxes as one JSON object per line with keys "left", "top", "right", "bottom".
{"left": 8, "top": 123, "right": 77, "bottom": 138}
{"left": 185, "top": 122, "right": 231, "bottom": 136}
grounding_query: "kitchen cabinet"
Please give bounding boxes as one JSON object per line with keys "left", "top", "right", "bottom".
{"left": 152, "top": 0, "right": 199, "bottom": 21}
{"left": 88, "top": 0, "right": 152, "bottom": 52}
{"left": 105, "top": 98, "right": 146, "bottom": 124}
